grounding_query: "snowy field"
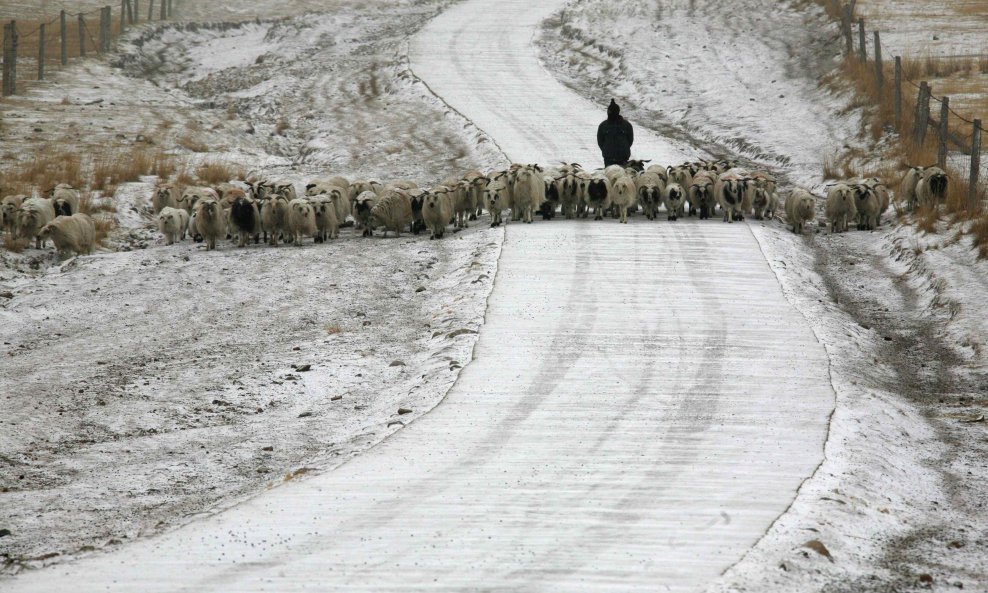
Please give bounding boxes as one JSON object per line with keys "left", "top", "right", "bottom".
{"left": 2, "top": 0, "right": 988, "bottom": 591}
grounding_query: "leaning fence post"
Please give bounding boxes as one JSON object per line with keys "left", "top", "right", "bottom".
{"left": 78, "top": 13, "right": 86, "bottom": 57}
{"left": 2, "top": 21, "right": 17, "bottom": 97}
{"left": 149, "top": 0, "right": 155, "bottom": 21}
{"left": 127, "top": 0, "right": 135, "bottom": 24}
{"left": 38, "top": 23, "right": 46, "bottom": 80}
{"left": 60, "top": 10, "right": 67, "bottom": 65}
{"left": 937, "top": 96, "right": 950, "bottom": 169}
{"left": 99, "top": 7, "right": 111, "bottom": 53}
{"left": 160, "top": 0, "right": 167, "bottom": 20}
{"left": 970, "top": 120, "right": 982, "bottom": 205}
{"left": 120, "top": 0, "right": 126, "bottom": 34}
{"left": 842, "top": 4, "right": 853, "bottom": 56}
{"left": 857, "top": 19, "right": 866, "bottom": 61}
{"left": 874, "top": 31, "right": 883, "bottom": 98}
{"left": 894, "top": 56, "right": 902, "bottom": 131}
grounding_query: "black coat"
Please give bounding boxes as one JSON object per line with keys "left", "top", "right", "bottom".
{"left": 597, "top": 116, "right": 634, "bottom": 166}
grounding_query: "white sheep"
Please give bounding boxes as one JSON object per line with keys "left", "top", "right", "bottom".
{"left": 610, "top": 175, "right": 637, "bottom": 223}
{"left": 260, "top": 194, "right": 290, "bottom": 246}
{"left": 423, "top": 189, "right": 455, "bottom": 239}
{"left": 859, "top": 178, "right": 890, "bottom": 225}
{"left": 157, "top": 207, "right": 190, "bottom": 245}
{"left": 714, "top": 172, "right": 749, "bottom": 223}
{"left": 51, "top": 185, "right": 80, "bottom": 217}
{"left": 825, "top": 183, "right": 857, "bottom": 233}
{"left": 310, "top": 195, "right": 339, "bottom": 242}
{"left": 17, "top": 197, "right": 57, "bottom": 249}
{"left": 751, "top": 187, "right": 778, "bottom": 220}
{"left": 1, "top": 194, "right": 26, "bottom": 238}
{"left": 452, "top": 180, "right": 475, "bottom": 229}
{"left": 785, "top": 189, "right": 817, "bottom": 234}
{"left": 663, "top": 182, "right": 686, "bottom": 221}
{"left": 484, "top": 178, "right": 511, "bottom": 228}
{"left": 287, "top": 198, "right": 317, "bottom": 246}
{"left": 349, "top": 180, "right": 377, "bottom": 202}
{"left": 369, "top": 189, "right": 413, "bottom": 238}
{"left": 635, "top": 172, "right": 665, "bottom": 220}
{"left": 511, "top": 165, "right": 545, "bottom": 224}
{"left": 194, "top": 198, "right": 227, "bottom": 251}
{"left": 38, "top": 213, "right": 95, "bottom": 258}
{"left": 229, "top": 196, "right": 260, "bottom": 247}
{"left": 153, "top": 183, "right": 180, "bottom": 214}
{"left": 916, "top": 166, "right": 948, "bottom": 210}
{"left": 353, "top": 191, "right": 379, "bottom": 237}
{"left": 900, "top": 166, "right": 924, "bottom": 212}
{"left": 668, "top": 165, "right": 694, "bottom": 212}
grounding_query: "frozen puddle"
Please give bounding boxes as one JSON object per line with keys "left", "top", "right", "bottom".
{"left": 5, "top": 0, "right": 835, "bottom": 591}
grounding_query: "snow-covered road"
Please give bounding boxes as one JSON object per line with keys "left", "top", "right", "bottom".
{"left": 5, "top": 0, "right": 835, "bottom": 590}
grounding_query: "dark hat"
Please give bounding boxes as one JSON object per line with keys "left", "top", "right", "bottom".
{"left": 607, "top": 98, "right": 620, "bottom": 115}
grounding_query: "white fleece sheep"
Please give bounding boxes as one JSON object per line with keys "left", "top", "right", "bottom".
{"left": 310, "top": 195, "right": 339, "bottom": 242}
{"left": 423, "top": 189, "right": 455, "bottom": 239}
{"left": 38, "top": 213, "right": 95, "bottom": 258}
{"left": 194, "top": 198, "right": 227, "bottom": 251}
{"left": 157, "top": 207, "right": 190, "bottom": 245}
{"left": 663, "top": 182, "right": 686, "bottom": 221}
{"left": 369, "top": 189, "right": 413, "bottom": 238}
{"left": 751, "top": 187, "right": 778, "bottom": 221}
{"left": 852, "top": 184, "right": 880, "bottom": 231}
{"left": 714, "top": 171, "right": 749, "bottom": 223}
{"left": 484, "top": 178, "right": 511, "bottom": 228}
{"left": 260, "top": 194, "right": 290, "bottom": 246}
{"left": 916, "top": 166, "right": 948, "bottom": 210}
{"left": 689, "top": 171, "right": 717, "bottom": 220}
{"left": 785, "top": 189, "right": 817, "bottom": 234}
{"left": 511, "top": 165, "right": 545, "bottom": 224}
{"left": 1, "top": 194, "right": 26, "bottom": 237}
{"left": 825, "top": 183, "right": 857, "bottom": 233}
{"left": 554, "top": 165, "right": 583, "bottom": 220}
{"left": 610, "top": 174, "right": 637, "bottom": 223}
{"left": 859, "top": 178, "right": 890, "bottom": 225}
{"left": 287, "top": 198, "right": 317, "bottom": 246}
{"left": 899, "top": 166, "right": 924, "bottom": 212}
{"left": 153, "top": 183, "right": 180, "bottom": 214}
{"left": 17, "top": 197, "right": 57, "bottom": 249}
{"left": 452, "top": 180, "right": 475, "bottom": 229}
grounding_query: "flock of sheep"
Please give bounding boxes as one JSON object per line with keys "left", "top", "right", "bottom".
{"left": 0, "top": 160, "right": 950, "bottom": 258}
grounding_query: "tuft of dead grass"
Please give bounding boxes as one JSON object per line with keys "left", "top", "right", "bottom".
{"left": 195, "top": 160, "right": 245, "bottom": 185}
{"left": 275, "top": 119, "right": 291, "bottom": 136}
{"left": 969, "top": 215, "right": 988, "bottom": 259}
{"left": 92, "top": 147, "right": 172, "bottom": 191}
{"left": 177, "top": 135, "right": 210, "bottom": 153}
{"left": 915, "top": 206, "right": 940, "bottom": 235}
{"left": 80, "top": 195, "right": 118, "bottom": 246}
{"left": 3, "top": 233, "right": 28, "bottom": 253}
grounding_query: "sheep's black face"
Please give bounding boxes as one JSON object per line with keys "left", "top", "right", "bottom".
{"left": 411, "top": 196, "right": 424, "bottom": 215}
{"left": 588, "top": 180, "right": 608, "bottom": 203}
{"left": 670, "top": 187, "right": 683, "bottom": 202}
{"left": 931, "top": 174, "right": 948, "bottom": 197}
{"left": 546, "top": 183, "right": 559, "bottom": 202}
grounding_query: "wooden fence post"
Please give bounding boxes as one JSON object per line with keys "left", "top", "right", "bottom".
{"left": 2, "top": 21, "right": 17, "bottom": 97}
{"left": 60, "top": 10, "right": 67, "bottom": 65}
{"left": 121, "top": 0, "right": 127, "bottom": 34}
{"left": 160, "top": 0, "right": 167, "bottom": 20}
{"left": 78, "top": 14, "right": 87, "bottom": 57}
{"left": 842, "top": 4, "right": 853, "bottom": 55}
{"left": 127, "top": 0, "right": 135, "bottom": 24}
{"left": 894, "top": 56, "right": 902, "bottom": 131}
{"left": 913, "top": 82, "right": 930, "bottom": 145}
{"left": 38, "top": 23, "right": 46, "bottom": 80}
{"left": 168, "top": 0, "right": 173, "bottom": 17}
{"left": 149, "top": 0, "right": 155, "bottom": 21}
{"left": 99, "top": 7, "right": 111, "bottom": 53}
{"left": 937, "top": 96, "right": 949, "bottom": 168}
{"left": 970, "top": 120, "right": 982, "bottom": 205}
{"left": 857, "top": 19, "right": 866, "bottom": 61}
{"left": 874, "top": 31, "right": 883, "bottom": 98}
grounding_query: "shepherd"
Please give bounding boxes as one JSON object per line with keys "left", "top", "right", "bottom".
{"left": 597, "top": 98, "right": 634, "bottom": 167}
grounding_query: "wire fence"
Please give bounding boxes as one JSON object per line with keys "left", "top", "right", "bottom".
{"left": 2, "top": 0, "right": 175, "bottom": 96}
{"left": 829, "top": 0, "right": 985, "bottom": 206}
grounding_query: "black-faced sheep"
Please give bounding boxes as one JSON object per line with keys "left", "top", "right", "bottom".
{"left": 715, "top": 172, "right": 749, "bottom": 223}
{"left": 369, "top": 189, "right": 413, "bottom": 238}
{"left": 785, "top": 189, "right": 817, "bottom": 234}
{"left": 584, "top": 174, "right": 611, "bottom": 220}
{"left": 826, "top": 183, "right": 857, "bottom": 233}
{"left": 689, "top": 171, "right": 717, "bottom": 220}
{"left": 664, "top": 182, "right": 686, "bottom": 221}
{"left": 230, "top": 196, "right": 261, "bottom": 247}
{"left": 157, "top": 206, "right": 190, "bottom": 245}
{"left": 38, "top": 213, "right": 95, "bottom": 258}
{"left": 916, "top": 166, "right": 948, "bottom": 210}
{"left": 51, "top": 184, "right": 80, "bottom": 217}
{"left": 853, "top": 184, "right": 880, "bottom": 231}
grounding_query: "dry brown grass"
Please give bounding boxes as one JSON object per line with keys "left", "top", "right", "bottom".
{"left": 915, "top": 206, "right": 941, "bottom": 234}
{"left": 275, "top": 119, "right": 291, "bottom": 136}
{"left": 195, "top": 160, "right": 245, "bottom": 185}
{"left": 0, "top": 148, "right": 84, "bottom": 194}
{"left": 174, "top": 165, "right": 197, "bottom": 187}
{"left": 79, "top": 194, "right": 118, "bottom": 246}
{"left": 92, "top": 147, "right": 174, "bottom": 191}
{"left": 2, "top": 233, "right": 28, "bottom": 253}
{"left": 969, "top": 214, "right": 988, "bottom": 259}
{"left": 177, "top": 135, "right": 210, "bottom": 153}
